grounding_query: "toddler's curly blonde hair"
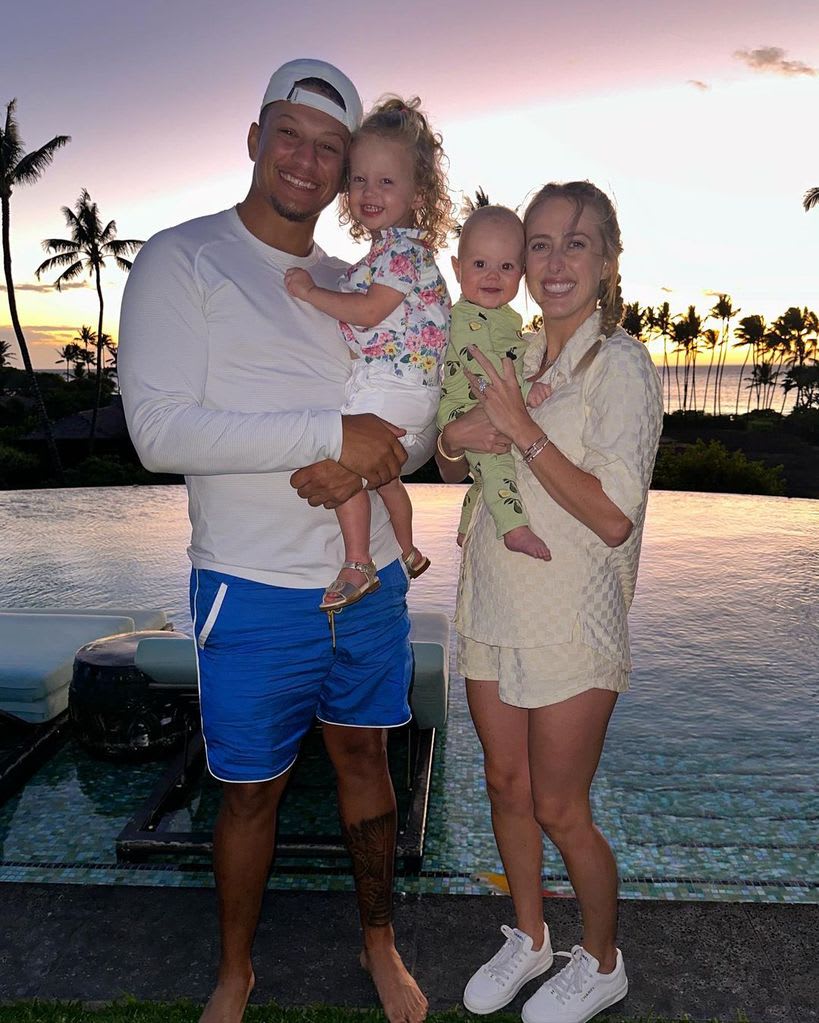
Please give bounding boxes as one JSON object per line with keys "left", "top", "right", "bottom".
{"left": 338, "top": 96, "right": 455, "bottom": 253}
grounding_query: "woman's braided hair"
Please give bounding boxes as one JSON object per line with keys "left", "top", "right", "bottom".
{"left": 523, "top": 181, "right": 624, "bottom": 338}
{"left": 338, "top": 96, "right": 455, "bottom": 253}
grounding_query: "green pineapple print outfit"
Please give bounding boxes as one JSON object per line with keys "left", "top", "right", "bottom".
{"left": 437, "top": 298, "right": 533, "bottom": 539}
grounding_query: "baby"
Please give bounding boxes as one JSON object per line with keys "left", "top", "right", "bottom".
{"left": 437, "top": 205, "right": 550, "bottom": 559}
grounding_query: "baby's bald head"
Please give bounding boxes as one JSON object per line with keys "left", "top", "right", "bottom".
{"left": 453, "top": 205, "right": 525, "bottom": 310}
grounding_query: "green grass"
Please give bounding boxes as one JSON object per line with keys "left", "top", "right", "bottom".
{"left": 0, "top": 1003, "right": 752, "bottom": 1023}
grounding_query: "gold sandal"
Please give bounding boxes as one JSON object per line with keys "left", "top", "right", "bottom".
{"left": 319, "top": 560, "right": 381, "bottom": 612}
{"left": 402, "top": 547, "right": 430, "bottom": 579}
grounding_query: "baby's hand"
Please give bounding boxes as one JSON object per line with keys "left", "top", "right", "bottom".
{"left": 526, "top": 382, "right": 552, "bottom": 408}
{"left": 285, "top": 268, "right": 316, "bottom": 301}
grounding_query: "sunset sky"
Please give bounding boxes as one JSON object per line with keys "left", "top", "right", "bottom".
{"left": 2, "top": 0, "right": 818, "bottom": 369}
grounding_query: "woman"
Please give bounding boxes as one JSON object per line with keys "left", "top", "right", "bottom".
{"left": 436, "top": 181, "right": 663, "bottom": 1023}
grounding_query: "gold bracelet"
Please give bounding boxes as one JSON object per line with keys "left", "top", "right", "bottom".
{"left": 522, "top": 433, "right": 550, "bottom": 464}
{"left": 436, "top": 431, "right": 466, "bottom": 463}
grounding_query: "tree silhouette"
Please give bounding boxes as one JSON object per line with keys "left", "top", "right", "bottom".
{"left": 36, "top": 188, "right": 142, "bottom": 450}
{"left": 803, "top": 187, "right": 819, "bottom": 212}
{"left": 733, "top": 315, "right": 767, "bottom": 414}
{"left": 646, "top": 302, "right": 673, "bottom": 408}
{"left": 1, "top": 99, "right": 69, "bottom": 480}
{"left": 708, "top": 294, "right": 740, "bottom": 416}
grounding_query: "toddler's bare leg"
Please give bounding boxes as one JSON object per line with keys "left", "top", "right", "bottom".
{"left": 325, "top": 490, "right": 373, "bottom": 598}
{"left": 377, "top": 478, "right": 427, "bottom": 570}
{"left": 503, "top": 525, "right": 551, "bottom": 561}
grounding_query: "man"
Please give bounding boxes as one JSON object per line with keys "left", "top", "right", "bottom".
{"left": 118, "top": 59, "right": 432, "bottom": 1023}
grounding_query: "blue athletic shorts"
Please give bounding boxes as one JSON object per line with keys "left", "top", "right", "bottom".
{"left": 189, "top": 560, "right": 412, "bottom": 783}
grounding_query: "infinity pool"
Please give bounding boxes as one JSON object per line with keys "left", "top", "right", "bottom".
{"left": 1, "top": 485, "right": 816, "bottom": 902}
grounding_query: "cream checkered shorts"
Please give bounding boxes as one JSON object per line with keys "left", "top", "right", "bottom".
{"left": 456, "top": 631, "right": 629, "bottom": 709}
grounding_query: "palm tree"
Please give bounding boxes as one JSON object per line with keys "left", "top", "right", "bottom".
{"left": 1, "top": 99, "right": 69, "bottom": 480}
{"left": 646, "top": 302, "right": 673, "bottom": 408}
{"left": 803, "top": 188, "right": 819, "bottom": 212}
{"left": 35, "top": 189, "right": 142, "bottom": 450}
{"left": 671, "top": 306, "right": 704, "bottom": 411}
{"left": 699, "top": 328, "right": 719, "bottom": 413}
{"left": 772, "top": 306, "right": 819, "bottom": 408}
{"left": 55, "top": 343, "right": 78, "bottom": 381}
{"left": 708, "top": 294, "right": 740, "bottom": 415}
{"left": 0, "top": 338, "right": 14, "bottom": 368}
{"left": 73, "top": 324, "right": 97, "bottom": 370}
{"left": 622, "top": 301, "right": 646, "bottom": 341}
{"left": 733, "top": 315, "right": 767, "bottom": 414}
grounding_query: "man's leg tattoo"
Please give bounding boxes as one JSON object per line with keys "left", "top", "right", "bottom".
{"left": 341, "top": 810, "right": 395, "bottom": 928}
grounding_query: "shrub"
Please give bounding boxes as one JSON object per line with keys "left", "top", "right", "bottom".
{"left": 784, "top": 407, "right": 819, "bottom": 444}
{"left": 652, "top": 439, "right": 785, "bottom": 496}
{"left": 0, "top": 442, "right": 41, "bottom": 488}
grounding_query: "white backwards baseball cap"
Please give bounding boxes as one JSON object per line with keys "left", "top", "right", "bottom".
{"left": 261, "top": 58, "right": 363, "bottom": 133}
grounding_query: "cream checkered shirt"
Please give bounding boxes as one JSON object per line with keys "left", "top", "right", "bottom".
{"left": 455, "top": 310, "right": 664, "bottom": 668}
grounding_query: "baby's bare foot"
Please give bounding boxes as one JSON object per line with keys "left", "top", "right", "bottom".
{"left": 504, "top": 525, "right": 551, "bottom": 561}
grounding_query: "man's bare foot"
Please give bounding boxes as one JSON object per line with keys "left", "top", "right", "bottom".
{"left": 199, "top": 970, "right": 254, "bottom": 1023}
{"left": 457, "top": 532, "right": 465, "bottom": 548}
{"left": 361, "top": 945, "right": 428, "bottom": 1023}
{"left": 503, "top": 525, "right": 551, "bottom": 561}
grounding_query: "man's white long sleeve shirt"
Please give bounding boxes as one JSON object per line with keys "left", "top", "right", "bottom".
{"left": 118, "top": 208, "right": 433, "bottom": 587}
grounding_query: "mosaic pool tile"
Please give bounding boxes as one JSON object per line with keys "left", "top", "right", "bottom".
{"left": 1, "top": 684, "right": 816, "bottom": 904}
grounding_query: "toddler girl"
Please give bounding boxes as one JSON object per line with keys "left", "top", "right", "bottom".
{"left": 285, "top": 96, "right": 453, "bottom": 611}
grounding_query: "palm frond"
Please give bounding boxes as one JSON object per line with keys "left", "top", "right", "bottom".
{"left": 50, "top": 261, "right": 86, "bottom": 290}
{"left": 107, "top": 237, "right": 143, "bottom": 257}
{"left": 39, "top": 236, "right": 77, "bottom": 254}
{"left": 99, "top": 219, "right": 117, "bottom": 243}
{"left": 35, "top": 253, "right": 83, "bottom": 279}
{"left": 11, "top": 136, "right": 71, "bottom": 186}
{"left": 803, "top": 187, "right": 819, "bottom": 212}
{"left": 113, "top": 256, "right": 135, "bottom": 273}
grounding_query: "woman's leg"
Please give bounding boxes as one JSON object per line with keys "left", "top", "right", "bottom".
{"left": 528, "top": 688, "right": 619, "bottom": 971}
{"left": 467, "top": 678, "right": 545, "bottom": 945}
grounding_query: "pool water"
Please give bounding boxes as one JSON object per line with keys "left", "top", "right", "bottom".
{"left": 0, "top": 485, "right": 816, "bottom": 902}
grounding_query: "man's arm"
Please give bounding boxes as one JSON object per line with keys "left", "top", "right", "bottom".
{"left": 291, "top": 416, "right": 433, "bottom": 508}
{"left": 118, "top": 234, "right": 405, "bottom": 479}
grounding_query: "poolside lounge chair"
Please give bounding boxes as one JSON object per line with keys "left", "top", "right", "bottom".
{"left": 0, "top": 608, "right": 168, "bottom": 805}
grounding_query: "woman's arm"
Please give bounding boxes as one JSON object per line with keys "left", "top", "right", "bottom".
{"left": 434, "top": 407, "right": 514, "bottom": 483}
{"left": 285, "top": 268, "right": 404, "bottom": 329}
{"left": 464, "top": 347, "right": 634, "bottom": 547}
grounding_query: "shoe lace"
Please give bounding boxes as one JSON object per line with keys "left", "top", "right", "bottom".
{"left": 484, "top": 925, "right": 529, "bottom": 984}
{"left": 546, "top": 946, "right": 594, "bottom": 1004}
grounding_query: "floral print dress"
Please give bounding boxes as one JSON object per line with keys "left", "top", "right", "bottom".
{"left": 338, "top": 227, "right": 450, "bottom": 390}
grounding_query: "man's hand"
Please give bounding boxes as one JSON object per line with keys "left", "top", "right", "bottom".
{"left": 290, "top": 460, "right": 363, "bottom": 508}
{"left": 284, "top": 268, "right": 317, "bottom": 302}
{"left": 340, "top": 413, "right": 407, "bottom": 487}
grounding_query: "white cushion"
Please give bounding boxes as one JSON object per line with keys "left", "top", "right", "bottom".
{"left": 0, "top": 613, "right": 136, "bottom": 701}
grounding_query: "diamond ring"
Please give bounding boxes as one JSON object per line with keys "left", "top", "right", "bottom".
{"left": 477, "top": 377, "right": 489, "bottom": 396}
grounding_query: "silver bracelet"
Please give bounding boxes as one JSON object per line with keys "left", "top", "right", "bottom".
{"left": 522, "top": 433, "right": 550, "bottom": 464}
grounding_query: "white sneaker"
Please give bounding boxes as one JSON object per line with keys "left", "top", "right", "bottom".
{"left": 463, "top": 923, "right": 554, "bottom": 1015}
{"left": 521, "top": 945, "right": 628, "bottom": 1023}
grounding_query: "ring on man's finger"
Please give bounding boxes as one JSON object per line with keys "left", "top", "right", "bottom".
{"left": 477, "top": 377, "right": 490, "bottom": 396}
